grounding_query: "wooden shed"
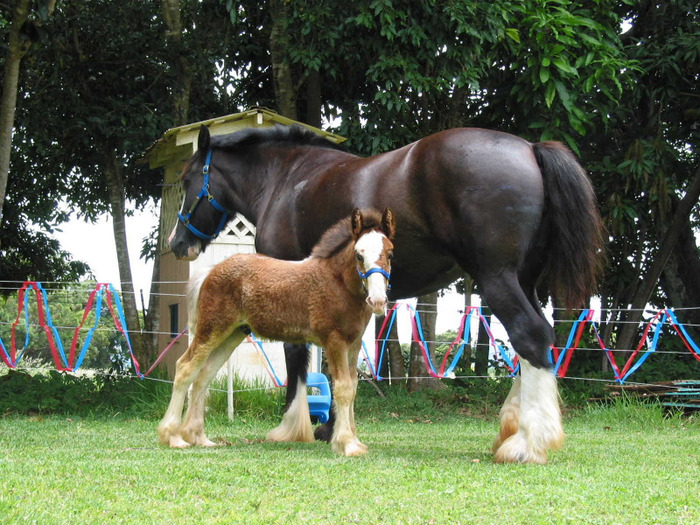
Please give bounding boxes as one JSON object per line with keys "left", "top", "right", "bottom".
{"left": 145, "top": 108, "right": 346, "bottom": 379}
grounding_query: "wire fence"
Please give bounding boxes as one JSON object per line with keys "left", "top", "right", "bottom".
{"left": 1, "top": 280, "right": 699, "bottom": 389}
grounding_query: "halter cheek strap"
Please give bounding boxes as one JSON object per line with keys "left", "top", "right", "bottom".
{"left": 357, "top": 266, "right": 392, "bottom": 292}
{"left": 177, "top": 149, "right": 235, "bottom": 240}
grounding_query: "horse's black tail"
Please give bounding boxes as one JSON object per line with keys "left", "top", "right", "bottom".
{"left": 533, "top": 141, "right": 605, "bottom": 309}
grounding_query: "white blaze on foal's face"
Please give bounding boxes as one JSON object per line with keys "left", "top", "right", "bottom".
{"left": 355, "top": 230, "right": 392, "bottom": 315}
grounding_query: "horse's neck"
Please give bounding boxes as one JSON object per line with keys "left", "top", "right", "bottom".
{"left": 248, "top": 145, "right": 349, "bottom": 206}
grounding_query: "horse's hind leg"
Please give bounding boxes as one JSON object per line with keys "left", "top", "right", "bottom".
{"left": 180, "top": 331, "right": 245, "bottom": 446}
{"left": 479, "top": 273, "right": 563, "bottom": 464}
{"left": 267, "top": 343, "right": 314, "bottom": 443}
{"left": 268, "top": 345, "right": 314, "bottom": 444}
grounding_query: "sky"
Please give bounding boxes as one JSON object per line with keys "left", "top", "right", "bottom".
{"left": 52, "top": 204, "right": 158, "bottom": 305}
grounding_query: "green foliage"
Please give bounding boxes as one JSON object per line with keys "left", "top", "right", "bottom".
{"left": 0, "top": 369, "right": 156, "bottom": 416}
{"left": 585, "top": 1, "right": 700, "bottom": 317}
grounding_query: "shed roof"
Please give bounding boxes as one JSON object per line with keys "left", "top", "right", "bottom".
{"left": 144, "top": 107, "right": 346, "bottom": 170}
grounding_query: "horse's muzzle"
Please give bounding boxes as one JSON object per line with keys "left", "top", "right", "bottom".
{"left": 169, "top": 235, "right": 201, "bottom": 261}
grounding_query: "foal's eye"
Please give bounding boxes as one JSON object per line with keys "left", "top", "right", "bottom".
{"left": 387, "top": 252, "right": 394, "bottom": 261}
{"left": 355, "top": 253, "right": 364, "bottom": 263}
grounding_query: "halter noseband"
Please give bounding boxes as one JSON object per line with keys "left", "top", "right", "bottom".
{"left": 177, "top": 149, "right": 234, "bottom": 240}
{"left": 357, "top": 266, "right": 392, "bottom": 292}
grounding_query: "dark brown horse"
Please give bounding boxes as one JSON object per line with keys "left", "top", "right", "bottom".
{"left": 160, "top": 208, "right": 395, "bottom": 456}
{"left": 168, "top": 124, "right": 604, "bottom": 464}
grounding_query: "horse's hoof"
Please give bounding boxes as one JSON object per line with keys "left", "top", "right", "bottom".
{"left": 493, "top": 433, "right": 547, "bottom": 464}
{"left": 314, "top": 423, "right": 333, "bottom": 443}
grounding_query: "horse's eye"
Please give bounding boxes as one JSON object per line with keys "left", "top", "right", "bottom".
{"left": 355, "top": 253, "right": 364, "bottom": 263}
{"left": 387, "top": 252, "right": 393, "bottom": 261}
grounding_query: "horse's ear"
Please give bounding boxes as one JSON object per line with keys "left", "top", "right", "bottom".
{"left": 381, "top": 208, "right": 396, "bottom": 240}
{"left": 351, "top": 208, "right": 363, "bottom": 239}
{"left": 198, "top": 125, "right": 211, "bottom": 155}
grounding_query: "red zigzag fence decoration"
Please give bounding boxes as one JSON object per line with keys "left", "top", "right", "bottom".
{"left": 1, "top": 282, "right": 699, "bottom": 384}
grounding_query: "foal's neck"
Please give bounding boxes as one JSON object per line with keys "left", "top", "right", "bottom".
{"left": 315, "top": 243, "right": 364, "bottom": 298}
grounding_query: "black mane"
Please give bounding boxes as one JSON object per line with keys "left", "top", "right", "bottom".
{"left": 211, "top": 124, "right": 345, "bottom": 152}
{"left": 311, "top": 209, "right": 385, "bottom": 260}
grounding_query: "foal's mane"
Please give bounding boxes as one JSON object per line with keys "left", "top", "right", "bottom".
{"left": 311, "top": 209, "right": 386, "bottom": 260}
{"left": 211, "top": 124, "right": 346, "bottom": 153}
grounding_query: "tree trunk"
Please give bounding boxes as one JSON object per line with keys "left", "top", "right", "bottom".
{"left": 660, "top": 218, "right": 700, "bottom": 341}
{"left": 306, "top": 69, "right": 322, "bottom": 127}
{"left": 408, "top": 292, "right": 444, "bottom": 392}
{"left": 152, "top": 0, "right": 191, "bottom": 366}
{"left": 162, "top": 0, "right": 191, "bottom": 126}
{"left": 0, "top": 0, "right": 34, "bottom": 228}
{"left": 144, "top": 209, "right": 163, "bottom": 357}
{"left": 474, "top": 306, "right": 491, "bottom": 377}
{"left": 269, "top": 0, "right": 298, "bottom": 119}
{"left": 616, "top": 168, "right": 700, "bottom": 353}
{"left": 375, "top": 305, "right": 405, "bottom": 382}
{"left": 100, "top": 144, "right": 146, "bottom": 363}
{"left": 460, "top": 276, "right": 474, "bottom": 368}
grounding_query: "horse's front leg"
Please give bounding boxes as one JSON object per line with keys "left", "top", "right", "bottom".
{"left": 326, "top": 336, "right": 367, "bottom": 457}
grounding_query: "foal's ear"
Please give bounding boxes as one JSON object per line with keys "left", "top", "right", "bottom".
{"left": 381, "top": 208, "right": 396, "bottom": 240}
{"left": 198, "top": 125, "right": 211, "bottom": 155}
{"left": 351, "top": 208, "right": 363, "bottom": 239}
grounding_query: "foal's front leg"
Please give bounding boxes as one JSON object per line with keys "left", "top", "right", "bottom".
{"left": 327, "top": 337, "right": 367, "bottom": 456}
{"left": 158, "top": 341, "right": 212, "bottom": 448}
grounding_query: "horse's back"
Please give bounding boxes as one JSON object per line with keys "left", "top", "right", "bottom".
{"left": 389, "top": 128, "right": 546, "bottom": 278}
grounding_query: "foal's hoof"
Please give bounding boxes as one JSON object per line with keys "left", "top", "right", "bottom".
{"left": 168, "top": 435, "right": 192, "bottom": 449}
{"left": 493, "top": 433, "right": 547, "bottom": 464}
{"left": 333, "top": 438, "right": 368, "bottom": 457}
{"left": 182, "top": 428, "right": 217, "bottom": 447}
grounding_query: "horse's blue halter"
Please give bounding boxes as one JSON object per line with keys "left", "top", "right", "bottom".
{"left": 357, "top": 267, "right": 392, "bottom": 292}
{"left": 177, "top": 149, "right": 234, "bottom": 241}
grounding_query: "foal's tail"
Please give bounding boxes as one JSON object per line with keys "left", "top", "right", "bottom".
{"left": 187, "top": 268, "right": 211, "bottom": 337}
{"left": 533, "top": 141, "right": 605, "bottom": 309}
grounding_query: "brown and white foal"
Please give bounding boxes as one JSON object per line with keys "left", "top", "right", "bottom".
{"left": 158, "top": 208, "right": 395, "bottom": 456}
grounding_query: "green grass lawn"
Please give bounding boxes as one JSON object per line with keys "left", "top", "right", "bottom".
{"left": 0, "top": 399, "right": 698, "bottom": 524}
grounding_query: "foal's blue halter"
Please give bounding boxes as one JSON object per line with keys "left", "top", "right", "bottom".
{"left": 357, "top": 267, "right": 392, "bottom": 292}
{"left": 177, "top": 149, "right": 234, "bottom": 240}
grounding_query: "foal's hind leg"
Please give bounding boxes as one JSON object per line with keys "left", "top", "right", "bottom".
{"left": 480, "top": 273, "right": 563, "bottom": 464}
{"left": 181, "top": 331, "right": 245, "bottom": 446}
